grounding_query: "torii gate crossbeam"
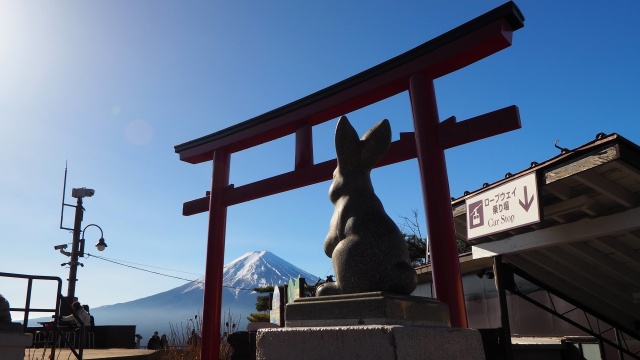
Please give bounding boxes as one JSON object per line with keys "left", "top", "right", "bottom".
{"left": 175, "top": 3, "right": 524, "bottom": 359}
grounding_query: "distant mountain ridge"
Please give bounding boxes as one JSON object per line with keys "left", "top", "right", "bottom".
{"left": 86, "top": 250, "right": 319, "bottom": 341}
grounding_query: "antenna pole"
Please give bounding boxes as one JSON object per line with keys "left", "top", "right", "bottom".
{"left": 60, "top": 162, "right": 69, "bottom": 230}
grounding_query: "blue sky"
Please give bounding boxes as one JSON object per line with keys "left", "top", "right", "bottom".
{"left": 1, "top": 0, "right": 639, "bottom": 316}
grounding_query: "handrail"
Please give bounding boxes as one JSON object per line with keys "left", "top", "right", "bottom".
{"left": 0, "top": 271, "right": 86, "bottom": 360}
{"left": 500, "top": 263, "right": 640, "bottom": 359}
{"left": 0, "top": 272, "right": 62, "bottom": 332}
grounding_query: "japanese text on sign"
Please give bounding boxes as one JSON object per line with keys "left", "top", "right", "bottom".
{"left": 466, "top": 172, "right": 540, "bottom": 240}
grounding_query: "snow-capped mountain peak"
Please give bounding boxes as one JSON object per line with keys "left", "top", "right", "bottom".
{"left": 181, "top": 276, "right": 205, "bottom": 293}
{"left": 39, "top": 250, "right": 319, "bottom": 340}
{"left": 222, "top": 250, "right": 319, "bottom": 296}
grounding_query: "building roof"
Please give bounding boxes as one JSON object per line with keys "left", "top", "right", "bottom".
{"left": 448, "top": 132, "right": 640, "bottom": 337}
{"left": 453, "top": 133, "right": 640, "bottom": 244}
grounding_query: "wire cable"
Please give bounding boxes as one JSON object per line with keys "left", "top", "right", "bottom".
{"left": 324, "top": 265, "right": 334, "bottom": 278}
{"left": 86, "top": 253, "right": 200, "bottom": 282}
{"left": 85, "top": 253, "right": 256, "bottom": 291}
{"left": 86, "top": 255, "right": 203, "bottom": 276}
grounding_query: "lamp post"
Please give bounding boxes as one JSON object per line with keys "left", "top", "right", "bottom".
{"left": 56, "top": 187, "right": 108, "bottom": 308}
{"left": 80, "top": 224, "right": 108, "bottom": 255}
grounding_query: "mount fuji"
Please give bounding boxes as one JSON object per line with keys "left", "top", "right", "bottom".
{"left": 87, "top": 250, "right": 319, "bottom": 340}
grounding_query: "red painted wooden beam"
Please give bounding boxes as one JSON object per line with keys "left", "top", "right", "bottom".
{"left": 439, "top": 105, "right": 521, "bottom": 149}
{"left": 409, "top": 72, "right": 469, "bottom": 328}
{"left": 175, "top": 2, "right": 524, "bottom": 164}
{"left": 182, "top": 133, "right": 418, "bottom": 216}
{"left": 181, "top": 104, "right": 521, "bottom": 216}
{"left": 200, "top": 150, "right": 230, "bottom": 360}
{"left": 295, "top": 125, "right": 314, "bottom": 170}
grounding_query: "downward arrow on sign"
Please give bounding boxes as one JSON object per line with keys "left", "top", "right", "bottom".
{"left": 519, "top": 186, "right": 535, "bottom": 212}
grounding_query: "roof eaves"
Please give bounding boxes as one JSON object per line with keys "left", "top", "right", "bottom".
{"left": 451, "top": 133, "right": 630, "bottom": 206}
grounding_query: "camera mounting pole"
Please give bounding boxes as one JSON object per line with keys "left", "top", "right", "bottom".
{"left": 59, "top": 165, "right": 100, "bottom": 313}
{"left": 66, "top": 195, "right": 84, "bottom": 306}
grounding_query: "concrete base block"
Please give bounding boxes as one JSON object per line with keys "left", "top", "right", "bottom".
{"left": 0, "top": 330, "right": 33, "bottom": 360}
{"left": 257, "top": 325, "right": 485, "bottom": 360}
{"left": 286, "top": 292, "right": 450, "bottom": 327}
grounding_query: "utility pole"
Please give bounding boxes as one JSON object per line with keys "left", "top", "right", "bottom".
{"left": 67, "top": 196, "right": 84, "bottom": 304}
{"left": 58, "top": 186, "right": 96, "bottom": 315}
{"left": 58, "top": 166, "right": 108, "bottom": 316}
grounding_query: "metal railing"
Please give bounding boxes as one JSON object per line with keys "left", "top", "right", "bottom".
{"left": 499, "top": 264, "right": 640, "bottom": 360}
{"left": 0, "top": 271, "right": 86, "bottom": 360}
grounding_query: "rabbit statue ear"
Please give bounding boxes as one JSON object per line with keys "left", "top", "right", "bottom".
{"left": 360, "top": 119, "right": 392, "bottom": 169}
{"left": 335, "top": 116, "right": 361, "bottom": 170}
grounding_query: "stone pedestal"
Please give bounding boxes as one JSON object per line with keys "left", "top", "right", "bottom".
{"left": 0, "top": 323, "right": 33, "bottom": 360}
{"left": 255, "top": 293, "right": 485, "bottom": 359}
{"left": 286, "top": 292, "right": 451, "bottom": 327}
{"left": 257, "top": 325, "right": 485, "bottom": 360}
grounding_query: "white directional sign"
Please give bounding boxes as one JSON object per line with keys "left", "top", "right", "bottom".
{"left": 466, "top": 172, "right": 540, "bottom": 240}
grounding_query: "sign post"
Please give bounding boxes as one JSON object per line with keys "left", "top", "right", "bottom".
{"left": 466, "top": 172, "right": 540, "bottom": 239}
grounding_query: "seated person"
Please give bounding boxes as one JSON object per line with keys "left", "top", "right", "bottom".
{"left": 0, "top": 294, "right": 11, "bottom": 323}
{"left": 60, "top": 301, "right": 91, "bottom": 328}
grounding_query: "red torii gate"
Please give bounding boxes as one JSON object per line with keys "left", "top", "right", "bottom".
{"left": 175, "top": 2, "right": 524, "bottom": 358}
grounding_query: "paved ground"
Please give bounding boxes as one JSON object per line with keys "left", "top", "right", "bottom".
{"left": 24, "top": 348, "right": 160, "bottom": 360}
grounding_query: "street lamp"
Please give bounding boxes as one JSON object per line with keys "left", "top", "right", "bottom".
{"left": 80, "top": 224, "right": 108, "bottom": 255}
{"left": 55, "top": 224, "right": 108, "bottom": 258}
{"left": 58, "top": 187, "right": 109, "bottom": 306}
{"left": 95, "top": 238, "right": 108, "bottom": 252}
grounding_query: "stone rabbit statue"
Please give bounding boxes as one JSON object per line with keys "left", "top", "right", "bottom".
{"left": 317, "top": 116, "right": 418, "bottom": 296}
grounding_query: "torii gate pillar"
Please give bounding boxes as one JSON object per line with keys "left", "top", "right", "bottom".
{"left": 410, "top": 73, "right": 467, "bottom": 327}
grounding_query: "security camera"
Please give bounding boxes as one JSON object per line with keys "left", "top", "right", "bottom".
{"left": 72, "top": 187, "right": 95, "bottom": 198}
{"left": 54, "top": 244, "right": 68, "bottom": 250}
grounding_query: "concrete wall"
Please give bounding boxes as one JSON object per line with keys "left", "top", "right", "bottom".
{"left": 412, "top": 272, "right": 640, "bottom": 359}
{"left": 413, "top": 272, "right": 590, "bottom": 337}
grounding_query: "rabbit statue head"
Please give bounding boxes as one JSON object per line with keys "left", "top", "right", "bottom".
{"left": 317, "top": 116, "right": 417, "bottom": 296}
